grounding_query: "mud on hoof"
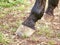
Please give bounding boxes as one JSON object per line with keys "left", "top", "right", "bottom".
{"left": 15, "top": 24, "right": 35, "bottom": 38}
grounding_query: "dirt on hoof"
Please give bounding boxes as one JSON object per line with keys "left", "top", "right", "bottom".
{"left": 15, "top": 24, "right": 35, "bottom": 38}
{"left": 43, "top": 13, "right": 54, "bottom": 22}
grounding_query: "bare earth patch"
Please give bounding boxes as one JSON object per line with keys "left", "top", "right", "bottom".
{"left": 0, "top": 0, "right": 60, "bottom": 45}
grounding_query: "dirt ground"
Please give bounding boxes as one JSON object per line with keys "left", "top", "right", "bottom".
{"left": 0, "top": 0, "right": 60, "bottom": 45}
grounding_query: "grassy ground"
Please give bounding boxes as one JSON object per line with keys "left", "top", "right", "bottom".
{"left": 0, "top": 0, "right": 60, "bottom": 45}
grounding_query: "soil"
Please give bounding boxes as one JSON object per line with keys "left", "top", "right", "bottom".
{"left": 0, "top": 0, "right": 60, "bottom": 45}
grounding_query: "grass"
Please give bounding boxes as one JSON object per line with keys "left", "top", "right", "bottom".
{"left": 36, "top": 24, "right": 55, "bottom": 38}
{"left": 0, "top": 0, "right": 30, "bottom": 32}
{"left": 56, "top": 33, "right": 60, "bottom": 38}
{"left": 0, "top": 0, "right": 59, "bottom": 45}
{"left": 48, "top": 40, "right": 57, "bottom": 45}
{"left": 0, "top": 32, "right": 10, "bottom": 45}
{"left": 0, "top": 0, "right": 30, "bottom": 7}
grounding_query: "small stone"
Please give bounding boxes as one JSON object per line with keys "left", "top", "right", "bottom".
{"left": 40, "top": 42, "right": 47, "bottom": 45}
